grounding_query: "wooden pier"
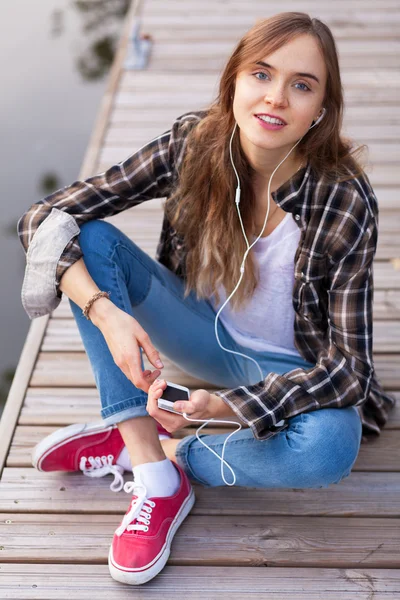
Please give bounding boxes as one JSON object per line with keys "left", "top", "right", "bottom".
{"left": 1, "top": 0, "right": 400, "bottom": 597}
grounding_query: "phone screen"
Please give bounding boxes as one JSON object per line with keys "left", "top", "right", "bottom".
{"left": 161, "top": 384, "right": 189, "bottom": 402}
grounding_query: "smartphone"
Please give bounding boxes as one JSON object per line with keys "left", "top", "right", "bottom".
{"left": 157, "top": 381, "right": 190, "bottom": 415}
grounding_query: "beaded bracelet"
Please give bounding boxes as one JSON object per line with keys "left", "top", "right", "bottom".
{"left": 82, "top": 291, "right": 111, "bottom": 321}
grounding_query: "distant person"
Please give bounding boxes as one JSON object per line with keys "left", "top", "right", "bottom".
{"left": 17, "top": 11, "right": 395, "bottom": 587}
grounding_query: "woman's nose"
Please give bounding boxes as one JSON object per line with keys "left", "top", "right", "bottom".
{"left": 263, "top": 85, "right": 288, "bottom": 107}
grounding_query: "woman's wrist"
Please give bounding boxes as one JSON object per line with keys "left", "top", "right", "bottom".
{"left": 89, "top": 297, "right": 115, "bottom": 327}
{"left": 208, "top": 393, "right": 237, "bottom": 419}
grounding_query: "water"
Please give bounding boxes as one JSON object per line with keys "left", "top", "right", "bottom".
{"left": 0, "top": 0, "right": 128, "bottom": 416}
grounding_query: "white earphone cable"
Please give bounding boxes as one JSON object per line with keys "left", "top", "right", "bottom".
{"left": 180, "top": 109, "right": 326, "bottom": 486}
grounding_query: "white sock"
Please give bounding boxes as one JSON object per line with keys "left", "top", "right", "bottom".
{"left": 116, "top": 446, "right": 134, "bottom": 471}
{"left": 116, "top": 435, "right": 170, "bottom": 472}
{"left": 132, "top": 458, "right": 180, "bottom": 498}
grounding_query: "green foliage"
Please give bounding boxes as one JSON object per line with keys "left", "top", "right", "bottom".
{"left": 39, "top": 173, "right": 61, "bottom": 195}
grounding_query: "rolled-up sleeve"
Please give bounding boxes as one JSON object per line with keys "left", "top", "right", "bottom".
{"left": 17, "top": 121, "right": 183, "bottom": 320}
{"left": 214, "top": 200, "right": 378, "bottom": 440}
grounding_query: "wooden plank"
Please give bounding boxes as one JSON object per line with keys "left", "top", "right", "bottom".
{"left": 0, "top": 318, "right": 48, "bottom": 478}
{"left": 97, "top": 151, "right": 400, "bottom": 185}
{"left": 146, "top": 0, "right": 400, "bottom": 11}
{"left": 145, "top": 0, "right": 400, "bottom": 14}
{"left": 1, "top": 564, "right": 399, "bottom": 600}
{"left": 142, "top": 13, "right": 400, "bottom": 28}
{"left": 105, "top": 123, "right": 400, "bottom": 145}
{"left": 25, "top": 199, "right": 400, "bottom": 272}
{"left": 80, "top": 213, "right": 400, "bottom": 287}
{"left": 18, "top": 387, "right": 231, "bottom": 426}
{"left": 112, "top": 88, "right": 400, "bottom": 108}
{"left": 136, "top": 39, "right": 400, "bottom": 60}
{"left": 28, "top": 241, "right": 400, "bottom": 284}
{"left": 146, "top": 25, "right": 400, "bottom": 41}
{"left": 374, "top": 291, "right": 400, "bottom": 318}
{"left": 26, "top": 352, "right": 400, "bottom": 390}
{"left": 0, "top": 513, "right": 399, "bottom": 567}
{"left": 39, "top": 317, "right": 400, "bottom": 355}
{"left": 142, "top": 52, "right": 400, "bottom": 73}
{"left": 1, "top": 469, "right": 400, "bottom": 517}
{"left": 101, "top": 209, "right": 400, "bottom": 262}
{"left": 110, "top": 104, "right": 400, "bottom": 126}
{"left": 19, "top": 388, "right": 104, "bottom": 425}
{"left": 80, "top": 207, "right": 400, "bottom": 255}
{"left": 119, "top": 69, "right": 400, "bottom": 90}
{"left": 53, "top": 288, "right": 400, "bottom": 322}
{"left": 28, "top": 352, "right": 214, "bottom": 389}
{"left": 17, "top": 386, "right": 400, "bottom": 428}
{"left": 4, "top": 425, "right": 239, "bottom": 469}
{"left": 146, "top": 56, "right": 400, "bottom": 71}
{"left": 98, "top": 141, "right": 400, "bottom": 187}
{"left": 368, "top": 355, "right": 400, "bottom": 388}
{"left": 102, "top": 143, "right": 397, "bottom": 176}
{"left": 100, "top": 138, "right": 398, "bottom": 164}
{"left": 374, "top": 262, "right": 400, "bottom": 289}
{"left": 144, "top": 23, "right": 400, "bottom": 40}
{"left": 376, "top": 239, "right": 400, "bottom": 261}
{"left": 6, "top": 425, "right": 400, "bottom": 471}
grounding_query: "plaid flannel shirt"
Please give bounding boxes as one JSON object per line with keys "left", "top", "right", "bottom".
{"left": 17, "top": 109, "right": 396, "bottom": 441}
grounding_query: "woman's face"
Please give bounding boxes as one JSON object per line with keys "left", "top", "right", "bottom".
{"left": 232, "top": 34, "right": 327, "bottom": 158}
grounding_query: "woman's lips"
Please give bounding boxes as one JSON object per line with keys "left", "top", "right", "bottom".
{"left": 255, "top": 115, "right": 286, "bottom": 130}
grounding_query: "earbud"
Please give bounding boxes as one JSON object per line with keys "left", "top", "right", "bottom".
{"left": 309, "top": 107, "right": 326, "bottom": 129}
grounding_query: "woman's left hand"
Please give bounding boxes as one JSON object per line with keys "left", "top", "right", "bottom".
{"left": 146, "top": 379, "right": 213, "bottom": 434}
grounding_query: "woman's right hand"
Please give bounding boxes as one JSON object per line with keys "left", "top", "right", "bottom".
{"left": 94, "top": 304, "right": 164, "bottom": 394}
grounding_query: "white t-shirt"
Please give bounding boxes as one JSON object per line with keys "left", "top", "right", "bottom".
{"left": 209, "top": 212, "right": 302, "bottom": 357}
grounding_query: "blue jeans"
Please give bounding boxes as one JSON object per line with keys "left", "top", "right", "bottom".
{"left": 69, "top": 220, "right": 362, "bottom": 489}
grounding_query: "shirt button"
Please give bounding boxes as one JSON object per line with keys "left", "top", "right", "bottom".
{"left": 295, "top": 214, "right": 300, "bottom": 221}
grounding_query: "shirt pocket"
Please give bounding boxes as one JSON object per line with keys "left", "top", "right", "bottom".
{"left": 293, "top": 252, "right": 327, "bottom": 325}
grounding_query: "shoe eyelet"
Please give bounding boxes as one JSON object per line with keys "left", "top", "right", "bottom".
{"left": 145, "top": 526, "right": 149, "bottom": 532}
{"left": 147, "top": 513, "right": 152, "bottom": 519}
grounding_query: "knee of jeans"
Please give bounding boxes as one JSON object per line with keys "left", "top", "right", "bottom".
{"left": 78, "top": 219, "right": 119, "bottom": 256}
{"left": 296, "top": 407, "right": 362, "bottom": 487}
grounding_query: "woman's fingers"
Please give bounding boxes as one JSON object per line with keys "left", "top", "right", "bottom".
{"left": 126, "top": 344, "right": 161, "bottom": 392}
{"left": 147, "top": 380, "right": 177, "bottom": 427}
{"left": 138, "top": 331, "right": 164, "bottom": 371}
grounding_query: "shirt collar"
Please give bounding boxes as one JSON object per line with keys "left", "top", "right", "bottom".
{"left": 271, "top": 161, "right": 312, "bottom": 213}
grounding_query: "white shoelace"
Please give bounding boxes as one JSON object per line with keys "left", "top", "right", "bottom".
{"left": 79, "top": 454, "right": 125, "bottom": 492}
{"left": 115, "top": 477, "right": 155, "bottom": 537}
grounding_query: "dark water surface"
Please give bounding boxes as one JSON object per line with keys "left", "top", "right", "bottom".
{"left": 0, "top": 0, "right": 128, "bottom": 416}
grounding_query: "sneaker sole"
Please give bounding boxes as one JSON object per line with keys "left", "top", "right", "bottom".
{"left": 108, "top": 486, "right": 196, "bottom": 585}
{"left": 32, "top": 421, "right": 114, "bottom": 471}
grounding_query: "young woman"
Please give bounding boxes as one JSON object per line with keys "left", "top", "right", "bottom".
{"left": 18, "top": 12, "right": 395, "bottom": 587}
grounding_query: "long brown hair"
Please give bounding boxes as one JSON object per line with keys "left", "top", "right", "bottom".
{"left": 164, "top": 12, "right": 367, "bottom": 311}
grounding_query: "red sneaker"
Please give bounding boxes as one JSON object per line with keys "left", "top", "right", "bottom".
{"left": 31, "top": 421, "right": 172, "bottom": 493}
{"left": 109, "top": 461, "right": 195, "bottom": 585}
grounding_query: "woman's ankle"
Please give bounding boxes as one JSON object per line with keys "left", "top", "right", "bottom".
{"left": 117, "top": 416, "right": 166, "bottom": 467}
{"left": 160, "top": 438, "right": 180, "bottom": 465}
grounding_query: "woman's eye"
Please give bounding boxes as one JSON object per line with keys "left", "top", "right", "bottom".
{"left": 253, "top": 72, "right": 310, "bottom": 92}
{"left": 296, "top": 82, "right": 311, "bottom": 92}
{"left": 254, "top": 71, "right": 269, "bottom": 81}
